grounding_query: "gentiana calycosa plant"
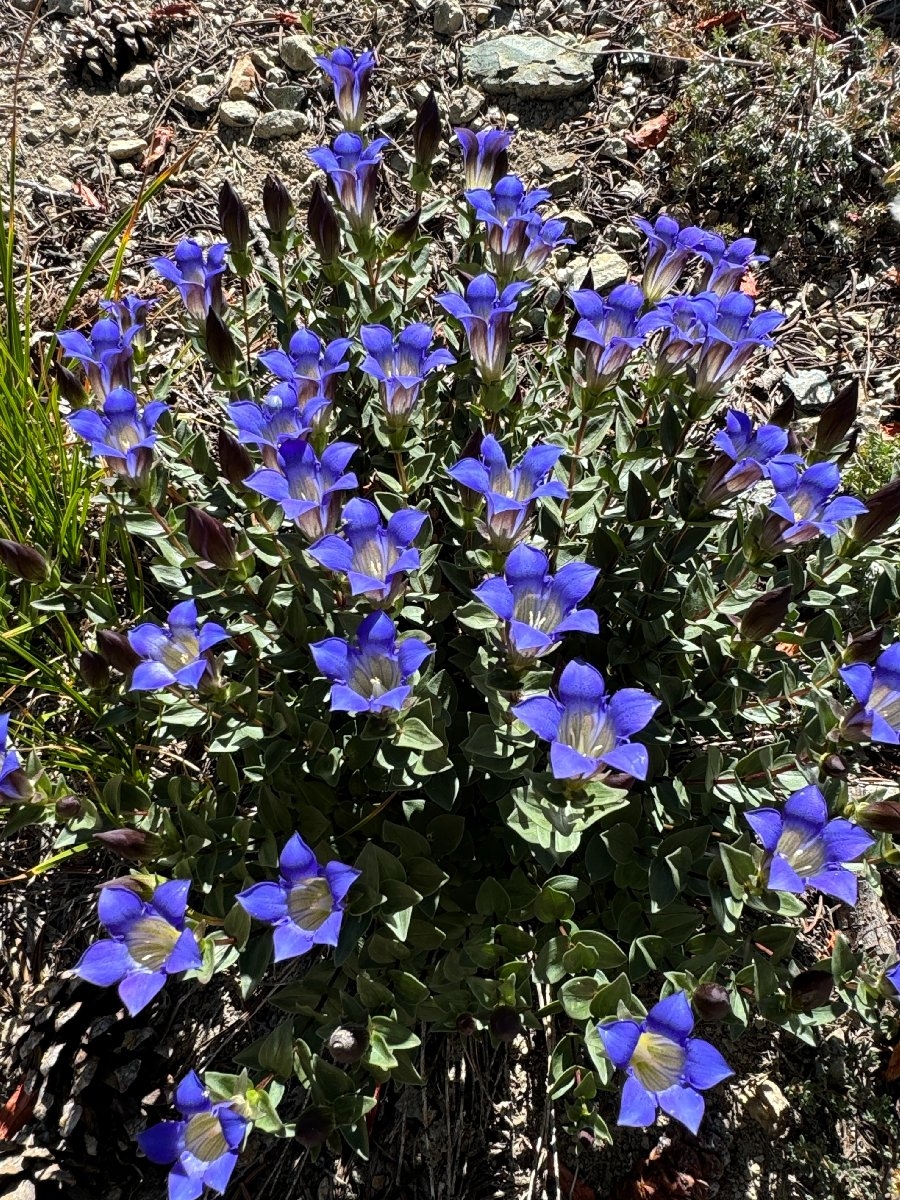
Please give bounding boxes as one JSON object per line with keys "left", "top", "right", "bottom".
{"left": 6, "top": 42, "right": 900, "bottom": 1191}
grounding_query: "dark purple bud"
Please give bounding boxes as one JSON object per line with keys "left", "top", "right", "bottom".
{"left": 856, "top": 797, "right": 900, "bottom": 834}
{"left": 821, "top": 753, "right": 848, "bottom": 778}
{"left": 97, "top": 628, "right": 141, "bottom": 674}
{"left": 93, "top": 828, "right": 163, "bottom": 861}
{"left": 263, "top": 173, "right": 294, "bottom": 238}
{"left": 205, "top": 309, "right": 239, "bottom": 374}
{"left": 327, "top": 1025, "right": 369, "bottom": 1063}
{"left": 386, "top": 210, "right": 421, "bottom": 253}
{"left": 79, "top": 650, "right": 110, "bottom": 691}
{"left": 852, "top": 478, "right": 900, "bottom": 546}
{"left": 55, "top": 795, "right": 82, "bottom": 820}
{"left": 0, "top": 539, "right": 49, "bottom": 583}
{"left": 184, "top": 506, "right": 238, "bottom": 570}
{"left": 307, "top": 180, "right": 341, "bottom": 263}
{"left": 844, "top": 627, "right": 883, "bottom": 664}
{"left": 814, "top": 379, "right": 858, "bottom": 453}
{"left": 789, "top": 969, "right": 833, "bottom": 1011}
{"left": 489, "top": 1006, "right": 522, "bottom": 1043}
{"left": 217, "top": 179, "right": 250, "bottom": 255}
{"left": 739, "top": 585, "right": 792, "bottom": 641}
{"left": 413, "top": 89, "right": 441, "bottom": 173}
{"left": 217, "top": 428, "right": 254, "bottom": 489}
{"left": 295, "top": 1107, "right": 333, "bottom": 1148}
{"left": 53, "top": 360, "right": 87, "bottom": 406}
{"left": 692, "top": 982, "right": 731, "bottom": 1022}
{"left": 456, "top": 1012, "right": 477, "bottom": 1037}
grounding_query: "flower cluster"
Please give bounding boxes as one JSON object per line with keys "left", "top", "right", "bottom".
{"left": 466, "top": 175, "right": 571, "bottom": 280}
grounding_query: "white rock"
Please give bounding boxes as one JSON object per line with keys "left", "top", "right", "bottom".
{"left": 181, "top": 85, "right": 217, "bottom": 113}
{"left": 118, "top": 64, "right": 154, "bottom": 96}
{"left": 107, "top": 136, "right": 147, "bottom": 162}
{"left": 218, "top": 100, "right": 258, "bottom": 128}
{"left": 280, "top": 34, "right": 317, "bottom": 73}
{"left": 434, "top": 0, "right": 464, "bottom": 35}
{"left": 59, "top": 116, "right": 82, "bottom": 136}
{"left": 254, "top": 109, "right": 306, "bottom": 140}
{"left": 448, "top": 85, "right": 482, "bottom": 124}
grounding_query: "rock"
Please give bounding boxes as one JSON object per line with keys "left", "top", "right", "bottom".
{"left": 742, "top": 1077, "right": 789, "bottom": 1131}
{"left": 434, "top": 0, "right": 464, "bottom": 35}
{"left": 598, "top": 135, "right": 628, "bottom": 159}
{"left": 28, "top": 102, "right": 46, "bottom": 115}
{"left": 0, "top": 1181, "right": 37, "bottom": 1200}
{"left": 47, "top": 173, "right": 72, "bottom": 193}
{"left": 267, "top": 84, "right": 306, "bottom": 110}
{"left": 226, "top": 53, "right": 261, "bottom": 100}
{"left": 374, "top": 103, "right": 409, "bottom": 133}
{"left": 589, "top": 249, "right": 630, "bottom": 289}
{"left": 558, "top": 208, "right": 593, "bottom": 241}
{"left": 783, "top": 368, "right": 832, "bottom": 409}
{"left": 280, "top": 33, "right": 317, "bottom": 73}
{"left": 118, "top": 64, "right": 154, "bottom": 96}
{"left": 254, "top": 109, "right": 307, "bottom": 140}
{"left": 218, "top": 100, "right": 258, "bottom": 128}
{"left": 540, "top": 152, "right": 581, "bottom": 198}
{"left": 181, "top": 85, "right": 217, "bottom": 113}
{"left": 474, "top": 4, "right": 491, "bottom": 22}
{"left": 606, "top": 99, "right": 632, "bottom": 130}
{"left": 448, "top": 85, "right": 482, "bottom": 123}
{"left": 462, "top": 33, "right": 602, "bottom": 99}
{"left": 107, "top": 136, "right": 147, "bottom": 162}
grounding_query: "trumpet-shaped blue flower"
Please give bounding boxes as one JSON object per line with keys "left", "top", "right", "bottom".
{"left": 360, "top": 322, "right": 456, "bottom": 427}
{"left": 474, "top": 544, "right": 599, "bottom": 664}
{"left": 447, "top": 435, "right": 567, "bottom": 551}
{"left": 128, "top": 599, "right": 229, "bottom": 692}
{"left": 696, "top": 233, "right": 767, "bottom": 296}
{"left": 137, "top": 1071, "right": 249, "bottom": 1200}
{"left": 454, "top": 127, "right": 513, "bottom": 191}
{"left": 151, "top": 239, "right": 228, "bottom": 320}
{"left": 58, "top": 316, "right": 139, "bottom": 398}
{"left": 704, "top": 409, "right": 803, "bottom": 502}
{"left": 570, "top": 284, "right": 651, "bottom": 392}
{"left": 307, "top": 497, "right": 426, "bottom": 604}
{"left": 99, "top": 294, "right": 155, "bottom": 352}
{"left": 694, "top": 292, "right": 785, "bottom": 398}
{"left": 634, "top": 214, "right": 710, "bottom": 304}
{"left": 764, "top": 462, "right": 866, "bottom": 547}
{"left": 314, "top": 46, "right": 376, "bottom": 131}
{"left": 436, "top": 274, "right": 527, "bottom": 384}
{"left": 0, "top": 712, "right": 33, "bottom": 804}
{"left": 599, "top": 991, "right": 733, "bottom": 1134}
{"left": 513, "top": 660, "right": 659, "bottom": 782}
{"left": 308, "top": 133, "right": 389, "bottom": 232}
{"left": 258, "top": 329, "right": 352, "bottom": 403}
{"left": 311, "top": 611, "right": 433, "bottom": 714}
{"left": 840, "top": 644, "right": 900, "bottom": 745}
{"left": 466, "top": 175, "right": 568, "bottom": 279}
{"left": 245, "top": 437, "right": 357, "bottom": 541}
{"left": 229, "top": 384, "right": 330, "bottom": 457}
{"left": 746, "top": 785, "right": 874, "bottom": 905}
{"left": 640, "top": 292, "right": 718, "bottom": 377}
{"left": 67, "top": 386, "right": 168, "bottom": 482}
{"left": 74, "top": 880, "right": 201, "bottom": 1016}
{"left": 236, "top": 832, "right": 360, "bottom": 962}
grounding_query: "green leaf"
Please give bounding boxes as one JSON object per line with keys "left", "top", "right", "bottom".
{"left": 396, "top": 717, "right": 444, "bottom": 752}
{"left": 559, "top": 976, "right": 599, "bottom": 1021}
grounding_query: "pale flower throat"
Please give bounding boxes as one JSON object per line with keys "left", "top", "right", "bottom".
{"left": 630, "top": 1031, "right": 685, "bottom": 1093}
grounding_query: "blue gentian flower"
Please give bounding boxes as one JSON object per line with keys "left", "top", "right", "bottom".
{"left": 570, "top": 284, "right": 651, "bottom": 393}
{"left": 435, "top": 274, "right": 528, "bottom": 384}
{"left": 67, "top": 386, "right": 168, "bottom": 482}
{"left": 310, "top": 611, "right": 433, "bottom": 714}
{"left": 520, "top": 213, "right": 572, "bottom": 276}
{"left": 99, "top": 294, "right": 155, "bottom": 352}
{"left": 466, "top": 175, "right": 568, "bottom": 279}
{"left": 693, "top": 292, "right": 785, "bottom": 398}
{"left": 513, "top": 659, "right": 659, "bottom": 782}
{"left": 633, "top": 214, "right": 711, "bottom": 303}
{"left": 840, "top": 644, "right": 900, "bottom": 745}
{"left": 236, "top": 832, "right": 361, "bottom": 961}
{"left": 765, "top": 462, "right": 867, "bottom": 547}
{"left": 454, "top": 127, "right": 514, "bottom": 191}
{"left": 360, "top": 322, "right": 456, "bottom": 428}
{"left": 308, "top": 133, "right": 389, "bottom": 231}
{"left": 229, "top": 384, "right": 330, "bottom": 459}
{"left": 473, "top": 544, "right": 599, "bottom": 665}
{"left": 128, "top": 599, "right": 229, "bottom": 692}
{"left": 640, "top": 292, "right": 718, "bottom": 377}
{"left": 245, "top": 437, "right": 357, "bottom": 541}
{"left": 599, "top": 991, "right": 733, "bottom": 1134}
{"left": 703, "top": 409, "right": 804, "bottom": 503}
{"left": 696, "top": 233, "right": 768, "bottom": 297}
{"left": 258, "top": 329, "right": 352, "bottom": 404}
{"left": 137, "top": 1070, "right": 249, "bottom": 1200}
{"left": 0, "top": 712, "right": 33, "bottom": 803}
{"left": 746, "top": 785, "right": 874, "bottom": 905}
{"left": 151, "top": 239, "right": 228, "bottom": 320}
{"left": 447, "top": 435, "right": 567, "bottom": 552}
{"left": 314, "top": 46, "right": 376, "bottom": 132}
{"left": 74, "top": 880, "right": 201, "bottom": 1016}
{"left": 307, "top": 497, "right": 426, "bottom": 604}
{"left": 58, "top": 316, "right": 139, "bottom": 399}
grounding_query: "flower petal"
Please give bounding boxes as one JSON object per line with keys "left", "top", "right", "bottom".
{"left": 175, "top": 1070, "right": 209, "bottom": 1115}
{"left": 744, "top": 807, "right": 783, "bottom": 853}
{"left": 767, "top": 854, "right": 805, "bottom": 894}
{"left": 782, "top": 786, "right": 828, "bottom": 837}
{"left": 97, "top": 883, "right": 144, "bottom": 935}
{"left": 618, "top": 1074, "right": 658, "bottom": 1128}
{"left": 806, "top": 866, "right": 858, "bottom": 906}
{"left": 279, "top": 832, "right": 319, "bottom": 882}
{"left": 598, "top": 1019, "right": 641, "bottom": 1069}
{"left": 166, "top": 929, "right": 202, "bottom": 974}
{"left": 557, "top": 660, "right": 606, "bottom": 708}
{"left": 272, "top": 921, "right": 316, "bottom": 962}
{"left": 137, "top": 1120, "right": 184, "bottom": 1165}
{"left": 511, "top": 696, "right": 562, "bottom": 742}
{"left": 606, "top": 688, "right": 660, "bottom": 739}
{"left": 310, "top": 637, "right": 350, "bottom": 683}
{"left": 683, "top": 1038, "right": 733, "bottom": 1089}
{"left": 150, "top": 879, "right": 191, "bottom": 926}
{"left": 75, "top": 939, "right": 132, "bottom": 986}
{"left": 646, "top": 991, "right": 694, "bottom": 1044}
{"left": 599, "top": 742, "right": 649, "bottom": 780}
{"left": 130, "top": 661, "right": 178, "bottom": 692}
{"left": 657, "top": 1083, "right": 705, "bottom": 1135}
{"left": 236, "top": 881, "right": 289, "bottom": 924}
{"left": 118, "top": 968, "right": 166, "bottom": 1016}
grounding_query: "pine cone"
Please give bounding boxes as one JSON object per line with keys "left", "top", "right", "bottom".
{"left": 60, "top": 0, "right": 158, "bottom": 82}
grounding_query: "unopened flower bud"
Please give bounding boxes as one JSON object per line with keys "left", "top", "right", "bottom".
{"left": 0, "top": 539, "right": 49, "bottom": 583}
{"left": 692, "top": 982, "right": 731, "bottom": 1022}
{"left": 814, "top": 379, "right": 858, "bottom": 453}
{"left": 327, "top": 1025, "right": 369, "bottom": 1064}
{"left": 489, "top": 1006, "right": 522, "bottom": 1043}
{"left": 857, "top": 797, "right": 900, "bottom": 834}
{"left": 413, "top": 89, "right": 441, "bottom": 173}
{"left": 386, "top": 210, "right": 421, "bottom": 253}
{"left": 97, "top": 628, "right": 141, "bottom": 674}
{"left": 1, "top": 766, "right": 34, "bottom": 804}
{"left": 79, "top": 650, "right": 110, "bottom": 691}
{"left": 852, "top": 478, "right": 900, "bottom": 546}
{"left": 93, "top": 828, "right": 163, "bottom": 861}
{"left": 456, "top": 1012, "right": 477, "bottom": 1037}
{"left": 308, "top": 181, "right": 341, "bottom": 263}
{"left": 184, "top": 506, "right": 238, "bottom": 570}
{"left": 55, "top": 795, "right": 82, "bottom": 820}
{"left": 217, "top": 179, "right": 250, "bottom": 256}
{"left": 789, "top": 969, "right": 833, "bottom": 1011}
{"left": 769, "top": 393, "right": 795, "bottom": 428}
{"left": 54, "top": 360, "right": 87, "bottom": 406}
{"left": 843, "top": 627, "right": 883, "bottom": 664}
{"left": 263, "top": 173, "right": 294, "bottom": 238}
{"left": 295, "top": 1106, "right": 333, "bottom": 1148}
{"left": 821, "top": 753, "right": 848, "bottom": 778}
{"left": 739, "top": 585, "right": 792, "bottom": 641}
{"left": 205, "top": 310, "right": 239, "bottom": 375}
{"left": 217, "top": 428, "right": 254, "bottom": 489}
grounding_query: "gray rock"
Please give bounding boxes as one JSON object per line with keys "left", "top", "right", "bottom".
{"left": 254, "top": 109, "right": 307, "bottom": 140}
{"left": 218, "top": 100, "right": 258, "bottom": 128}
{"left": 540, "top": 152, "right": 581, "bottom": 197}
{"left": 374, "top": 103, "right": 409, "bottom": 133}
{"left": 107, "top": 136, "right": 147, "bottom": 162}
{"left": 742, "top": 1078, "right": 789, "bottom": 1131}
{"left": 59, "top": 115, "right": 82, "bottom": 136}
{"left": 448, "top": 85, "right": 482, "bottom": 123}
{"left": 598, "top": 135, "right": 628, "bottom": 159}
{"left": 558, "top": 208, "right": 593, "bottom": 241}
{"left": 280, "top": 34, "right": 317, "bottom": 73}
{"left": 267, "top": 84, "right": 306, "bottom": 110}
{"left": 462, "top": 33, "right": 603, "bottom": 99}
{"left": 118, "top": 64, "right": 154, "bottom": 96}
{"left": 783, "top": 368, "right": 832, "bottom": 409}
{"left": 434, "top": 0, "right": 464, "bottom": 35}
{"left": 566, "top": 248, "right": 630, "bottom": 290}
{"left": 181, "top": 85, "right": 217, "bottom": 113}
